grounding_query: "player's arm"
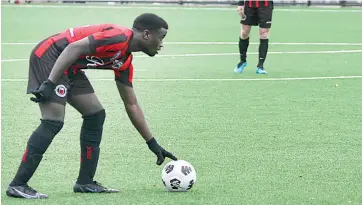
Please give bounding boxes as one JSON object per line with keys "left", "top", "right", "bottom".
{"left": 29, "top": 37, "right": 93, "bottom": 103}
{"left": 237, "top": 0, "right": 246, "bottom": 19}
{"left": 30, "top": 30, "right": 126, "bottom": 103}
{"left": 48, "top": 37, "right": 91, "bottom": 83}
{"left": 116, "top": 81, "right": 177, "bottom": 165}
{"left": 116, "top": 81, "right": 153, "bottom": 141}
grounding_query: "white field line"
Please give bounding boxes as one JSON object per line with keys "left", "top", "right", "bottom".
{"left": 2, "top": 42, "right": 362, "bottom": 46}
{"left": 2, "top": 76, "right": 362, "bottom": 82}
{"left": 2, "top": 49, "right": 362, "bottom": 62}
{"left": 1, "top": 4, "right": 362, "bottom": 12}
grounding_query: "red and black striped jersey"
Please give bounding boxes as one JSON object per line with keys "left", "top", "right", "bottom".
{"left": 34, "top": 24, "right": 134, "bottom": 86}
{"left": 238, "top": 0, "right": 273, "bottom": 8}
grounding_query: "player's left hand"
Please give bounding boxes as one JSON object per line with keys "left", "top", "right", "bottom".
{"left": 237, "top": 6, "right": 246, "bottom": 20}
{"left": 146, "top": 137, "right": 177, "bottom": 165}
{"left": 30, "top": 79, "right": 56, "bottom": 103}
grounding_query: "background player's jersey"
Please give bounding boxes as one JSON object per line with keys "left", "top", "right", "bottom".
{"left": 238, "top": 0, "right": 273, "bottom": 8}
{"left": 33, "top": 24, "right": 134, "bottom": 86}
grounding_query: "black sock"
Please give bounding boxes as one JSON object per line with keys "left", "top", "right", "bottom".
{"left": 258, "top": 39, "right": 269, "bottom": 68}
{"left": 10, "top": 120, "right": 63, "bottom": 186}
{"left": 77, "top": 110, "right": 105, "bottom": 185}
{"left": 10, "top": 150, "right": 43, "bottom": 187}
{"left": 239, "top": 37, "right": 249, "bottom": 63}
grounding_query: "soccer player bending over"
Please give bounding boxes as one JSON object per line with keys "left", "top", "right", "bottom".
{"left": 7, "top": 13, "right": 177, "bottom": 199}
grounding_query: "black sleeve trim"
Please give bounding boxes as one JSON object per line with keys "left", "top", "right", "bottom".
{"left": 115, "top": 69, "right": 133, "bottom": 87}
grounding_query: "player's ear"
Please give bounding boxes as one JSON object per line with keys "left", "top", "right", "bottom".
{"left": 143, "top": 29, "right": 151, "bottom": 40}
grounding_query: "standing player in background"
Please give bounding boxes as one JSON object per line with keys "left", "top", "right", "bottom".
{"left": 234, "top": 0, "right": 274, "bottom": 74}
{"left": 6, "top": 13, "right": 177, "bottom": 199}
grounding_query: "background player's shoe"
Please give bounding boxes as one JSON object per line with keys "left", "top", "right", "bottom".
{"left": 234, "top": 62, "right": 247, "bottom": 73}
{"left": 73, "top": 181, "right": 120, "bottom": 193}
{"left": 6, "top": 185, "right": 48, "bottom": 199}
{"left": 256, "top": 67, "right": 267, "bottom": 74}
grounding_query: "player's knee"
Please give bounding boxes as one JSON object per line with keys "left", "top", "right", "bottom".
{"left": 81, "top": 109, "right": 105, "bottom": 142}
{"left": 28, "top": 120, "right": 64, "bottom": 154}
{"left": 82, "top": 109, "right": 106, "bottom": 127}
{"left": 241, "top": 29, "right": 251, "bottom": 39}
{"left": 259, "top": 29, "right": 270, "bottom": 39}
{"left": 240, "top": 25, "right": 251, "bottom": 39}
{"left": 38, "top": 119, "right": 64, "bottom": 136}
{"left": 241, "top": 31, "right": 249, "bottom": 39}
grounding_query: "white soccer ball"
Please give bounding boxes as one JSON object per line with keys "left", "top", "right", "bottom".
{"left": 161, "top": 160, "right": 197, "bottom": 192}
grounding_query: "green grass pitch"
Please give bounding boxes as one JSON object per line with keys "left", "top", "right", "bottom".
{"left": 1, "top": 4, "right": 362, "bottom": 205}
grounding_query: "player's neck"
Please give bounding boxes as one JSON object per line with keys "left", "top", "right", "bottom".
{"left": 128, "top": 32, "right": 143, "bottom": 53}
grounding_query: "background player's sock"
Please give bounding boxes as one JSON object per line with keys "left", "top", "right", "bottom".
{"left": 239, "top": 37, "right": 249, "bottom": 63}
{"left": 9, "top": 120, "right": 63, "bottom": 186}
{"left": 76, "top": 110, "right": 105, "bottom": 185}
{"left": 257, "top": 38, "right": 269, "bottom": 68}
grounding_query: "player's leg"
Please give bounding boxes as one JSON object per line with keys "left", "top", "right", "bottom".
{"left": 7, "top": 102, "right": 65, "bottom": 199}
{"left": 256, "top": 6, "right": 273, "bottom": 74}
{"left": 237, "top": 24, "right": 252, "bottom": 66}
{"left": 7, "top": 54, "right": 69, "bottom": 199}
{"left": 235, "top": 7, "right": 258, "bottom": 73}
{"left": 234, "top": 25, "right": 252, "bottom": 73}
{"left": 66, "top": 72, "right": 119, "bottom": 193}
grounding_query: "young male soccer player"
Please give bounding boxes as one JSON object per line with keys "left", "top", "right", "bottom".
{"left": 6, "top": 13, "right": 177, "bottom": 199}
{"left": 234, "top": 0, "right": 274, "bottom": 74}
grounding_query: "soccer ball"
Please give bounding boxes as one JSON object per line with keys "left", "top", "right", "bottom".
{"left": 161, "top": 160, "right": 196, "bottom": 192}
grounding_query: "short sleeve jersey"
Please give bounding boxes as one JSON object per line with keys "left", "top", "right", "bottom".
{"left": 34, "top": 24, "right": 134, "bottom": 86}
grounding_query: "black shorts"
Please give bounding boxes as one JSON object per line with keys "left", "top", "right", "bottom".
{"left": 241, "top": 6, "right": 273, "bottom": 28}
{"left": 27, "top": 53, "right": 95, "bottom": 105}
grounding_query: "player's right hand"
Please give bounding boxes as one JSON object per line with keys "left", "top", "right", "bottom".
{"left": 30, "top": 79, "right": 56, "bottom": 103}
{"left": 237, "top": 6, "right": 246, "bottom": 20}
{"left": 146, "top": 137, "right": 178, "bottom": 165}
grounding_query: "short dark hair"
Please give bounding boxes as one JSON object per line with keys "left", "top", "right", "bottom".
{"left": 133, "top": 13, "right": 168, "bottom": 31}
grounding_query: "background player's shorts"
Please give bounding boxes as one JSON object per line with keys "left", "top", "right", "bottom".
{"left": 241, "top": 7, "right": 273, "bottom": 28}
{"left": 27, "top": 53, "right": 94, "bottom": 105}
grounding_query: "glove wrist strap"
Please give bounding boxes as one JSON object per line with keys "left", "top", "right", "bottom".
{"left": 146, "top": 137, "right": 157, "bottom": 145}
{"left": 46, "top": 79, "right": 56, "bottom": 89}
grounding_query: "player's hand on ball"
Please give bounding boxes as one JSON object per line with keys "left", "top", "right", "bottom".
{"left": 147, "top": 137, "right": 177, "bottom": 165}
{"left": 30, "top": 79, "right": 56, "bottom": 103}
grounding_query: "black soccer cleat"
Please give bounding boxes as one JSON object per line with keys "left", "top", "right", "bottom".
{"left": 73, "top": 181, "right": 119, "bottom": 193}
{"left": 6, "top": 184, "right": 48, "bottom": 199}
